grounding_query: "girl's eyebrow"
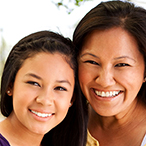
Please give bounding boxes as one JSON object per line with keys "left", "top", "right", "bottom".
{"left": 114, "top": 56, "right": 136, "bottom": 62}
{"left": 56, "top": 80, "right": 71, "bottom": 86}
{"left": 25, "top": 73, "right": 42, "bottom": 80}
{"left": 25, "top": 73, "right": 72, "bottom": 86}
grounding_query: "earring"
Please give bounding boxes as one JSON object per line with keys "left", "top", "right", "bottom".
{"left": 145, "top": 77, "right": 146, "bottom": 82}
{"left": 69, "top": 103, "right": 72, "bottom": 106}
{"left": 86, "top": 100, "right": 89, "bottom": 104}
{"left": 7, "top": 90, "right": 10, "bottom": 94}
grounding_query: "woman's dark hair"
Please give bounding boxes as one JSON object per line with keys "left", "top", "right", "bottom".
{"left": 73, "top": 0, "right": 146, "bottom": 104}
{"left": 0, "top": 30, "right": 87, "bottom": 146}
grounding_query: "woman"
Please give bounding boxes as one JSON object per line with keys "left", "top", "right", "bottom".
{"left": 0, "top": 30, "right": 87, "bottom": 146}
{"left": 73, "top": 1, "right": 146, "bottom": 146}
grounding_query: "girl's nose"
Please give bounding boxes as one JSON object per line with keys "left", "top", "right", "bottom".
{"left": 36, "top": 89, "right": 54, "bottom": 106}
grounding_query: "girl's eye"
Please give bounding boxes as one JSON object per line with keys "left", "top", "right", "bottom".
{"left": 54, "top": 86, "right": 67, "bottom": 91}
{"left": 115, "top": 63, "right": 130, "bottom": 67}
{"left": 27, "top": 81, "right": 40, "bottom": 87}
{"left": 84, "top": 60, "right": 99, "bottom": 65}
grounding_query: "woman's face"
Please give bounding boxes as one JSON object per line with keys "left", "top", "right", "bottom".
{"left": 78, "top": 27, "right": 145, "bottom": 117}
{"left": 10, "top": 52, "right": 75, "bottom": 135}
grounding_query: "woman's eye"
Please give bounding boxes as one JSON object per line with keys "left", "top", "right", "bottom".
{"left": 115, "top": 63, "right": 130, "bottom": 67}
{"left": 54, "top": 86, "right": 67, "bottom": 91}
{"left": 27, "top": 81, "right": 40, "bottom": 87}
{"left": 84, "top": 60, "right": 99, "bottom": 65}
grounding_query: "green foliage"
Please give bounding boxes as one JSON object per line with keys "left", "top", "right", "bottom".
{"left": 53, "top": 0, "right": 92, "bottom": 14}
{"left": 75, "top": 0, "right": 86, "bottom": 6}
{"left": 53, "top": 0, "right": 132, "bottom": 14}
{"left": 0, "top": 30, "right": 8, "bottom": 85}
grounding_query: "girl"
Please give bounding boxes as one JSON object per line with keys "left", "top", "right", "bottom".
{"left": 0, "top": 31, "right": 87, "bottom": 146}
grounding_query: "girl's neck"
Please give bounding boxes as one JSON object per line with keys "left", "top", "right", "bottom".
{"left": 0, "top": 112, "right": 44, "bottom": 146}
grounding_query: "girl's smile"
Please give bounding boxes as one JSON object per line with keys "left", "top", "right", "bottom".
{"left": 11, "top": 52, "right": 75, "bottom": 135}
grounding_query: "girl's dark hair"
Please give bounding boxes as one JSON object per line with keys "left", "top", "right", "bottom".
{"left": 1, "top": 30, "right": 87, "bottom": 146}
{"left": 73, "top": 0, "right": 146, "bottom": 104}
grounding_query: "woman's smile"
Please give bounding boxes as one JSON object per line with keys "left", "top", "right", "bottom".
{"left": 94, "top": 89, "right": 121, "bottom": 98}
{"left": 78, "top": 27, "right": 145, "bottom": 116}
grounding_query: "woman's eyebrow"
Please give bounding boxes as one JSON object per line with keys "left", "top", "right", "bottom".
{"left": 114, "top": 56, "right": 136, "bottom": 62}
{"left": 80, "top": 53, "right": 99, "bottom": 58}
{"left": 81, "top": 53, "right": 136, "bottom": 63}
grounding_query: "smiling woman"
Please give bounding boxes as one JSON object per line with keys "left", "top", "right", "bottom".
{"left": 73, "top": 0, "right": 146, "bottom": 146}
{"left": 0, "top": 31, "right": 87, "bottom": 146}
{"left": 78, "top": 27, "right": 145, "bottom": 117}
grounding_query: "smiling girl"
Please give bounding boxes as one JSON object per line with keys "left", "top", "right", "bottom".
{"left": 0, "top": 31, "right": 87, "bottom": 146}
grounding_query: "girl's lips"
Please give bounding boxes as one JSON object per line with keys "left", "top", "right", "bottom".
{"left": 29, "top": 109, "right": 55, "bottom": 118}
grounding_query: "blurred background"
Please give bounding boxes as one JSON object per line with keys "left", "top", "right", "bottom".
{"left": 1, "top": 0, "right": 146, "bottom": 78}
{"left": 0, "top": 0, "right": 146, "bottom": 120}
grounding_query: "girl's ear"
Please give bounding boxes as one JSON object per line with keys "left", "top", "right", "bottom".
{"left": 6, "top": 83, "right": 13, "bottom": 96}
{"left": 69, "top": 94, "right": 76, "bottom": 107}
{"left": 69, "top": 102, "right": 72, "bottom": 107}
{"left": 144, "top": 77, "right": 146, "bottom": 83}
{"left": 6, "top": 89, "right": 13, "bottom": 96}
{"left": 7, "top": 90, "right": 12, "bottom": 96}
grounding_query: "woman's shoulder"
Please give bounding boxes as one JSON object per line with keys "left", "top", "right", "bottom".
{"left": 86, "top": 130, "right": 99, "bottom": 146}
{"left": 141, "top": 134, "right": 146, "bottom": 146}
{"left": 0, "top": 133, "right": 10, "bottom": 146}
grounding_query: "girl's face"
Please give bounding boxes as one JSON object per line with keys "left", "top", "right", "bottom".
{"left": 78, "top": 27, "right": 145, "bottom": 117}
{"left": 10, "top": 52, "right": 75, "bottom": 135}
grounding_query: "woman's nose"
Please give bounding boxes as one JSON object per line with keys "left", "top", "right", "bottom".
{"left": 95, "top": 68, "right": 116, "bottom": 88}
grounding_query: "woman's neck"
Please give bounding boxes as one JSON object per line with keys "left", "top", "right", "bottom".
{"left": 88, "top": 99, "right": 146, "bottom": 130}
{"left": 87, "top": 99, "right": 146, "bottom": 146}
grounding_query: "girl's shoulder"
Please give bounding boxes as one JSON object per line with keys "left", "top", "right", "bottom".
{"left": 0, "top": 134, "right": 10, "bottom": 146}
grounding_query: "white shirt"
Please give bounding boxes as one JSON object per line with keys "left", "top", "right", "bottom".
{"left": 141, "top": 134, "right": 146, "bottom": 146}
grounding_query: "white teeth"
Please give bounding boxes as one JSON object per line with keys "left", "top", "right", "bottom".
{"left": 95, "top": 90, "right": 120, "bottom": 97}
{"left": 30, "top": 110, "right": 52, "bottom": 118}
